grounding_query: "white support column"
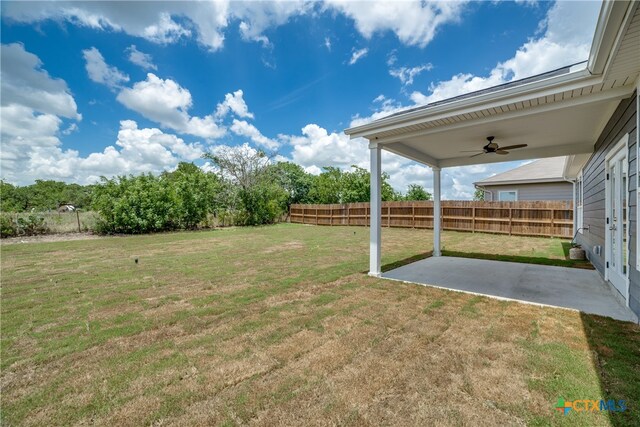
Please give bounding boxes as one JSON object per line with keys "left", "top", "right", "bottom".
{"left": 572, "top": 180, "right": 577, "bottom": 235}
{"left": 369, "top": 143, "right": 382, "bottom": 276}
{"left": 433, "top": 166, "right": 442, "bottom": 257}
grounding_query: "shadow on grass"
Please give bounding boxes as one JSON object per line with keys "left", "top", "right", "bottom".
{"left": 441, "top": 250, "right": 594, "bottom": 270}
{"left": 375, "top": 248, "right": 593, "bottom": 275}
{"left": 580, "top": 312, "right": 640, "bottom": 426}
{"left": 380, "top": 250, "right": 433, "bottom": 273}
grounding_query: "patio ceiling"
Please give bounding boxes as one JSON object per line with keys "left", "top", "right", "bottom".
{"left": 345, "top": 1, "right": 640, "bottom": 171}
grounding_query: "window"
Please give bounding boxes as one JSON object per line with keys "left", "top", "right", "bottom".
{"left": 576, "top": 173, "right": 583, "bottom": 233}
{"left": 498, "top": 190, "right": 517, "bottom": 201}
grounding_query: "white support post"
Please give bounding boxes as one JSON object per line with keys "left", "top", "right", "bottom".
{"left": 572, "top": 180, "right": 577, "bottom": 235}
{"left": 433, "top": 166, "right": 442, "bottom": 257}
{"left": 369, "top": 143, "right": 382, "bottom": 276}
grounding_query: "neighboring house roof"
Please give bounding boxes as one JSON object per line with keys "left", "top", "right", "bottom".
{"left": 474, "top": 157, "right": 568, "bottom": 186}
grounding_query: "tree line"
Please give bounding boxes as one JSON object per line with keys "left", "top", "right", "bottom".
{"left": 1, "top": 146, "right": 432, "bottom": 234}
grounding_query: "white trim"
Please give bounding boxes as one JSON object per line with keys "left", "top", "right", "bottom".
{"left": 576, "top": 171, "right": 584, "bottom": 234}
{"left": 433, "top": 167, "right": 442, "bottom": 257}
{"left": 588, "top": 0, "right": 633, "bottom": 75}
{"left": 604, "top": 133, "right": 630, "bottom": 305}
{"left": 636, "top": 80, "right": 640, "bottom": 271}
{"left": 498, "top": 190, "right": 518, "bottom": 202}
{"left": 369, "top": 145, "right": 382, "bottom": 276}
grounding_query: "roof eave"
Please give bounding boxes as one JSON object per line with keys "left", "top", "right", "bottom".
{"left": 587, "top": 0, "right": 634, "bottom": 75}
{"left": 344, "top": 67, "right": 593, "bottom": 139}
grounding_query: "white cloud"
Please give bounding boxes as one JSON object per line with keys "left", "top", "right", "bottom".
{"left": 410, "top": 1, "right": 600, "bottom": 105}
{"left": 62, "top": 123, "right": 78, "bottom": 135}
{"left": 215, "top": 89, "right": 254, "bottom": 119}
{"left": 116, "top": 73, "right": 225, "bottom": 139}
{"left": 2, "top": 1, "right": 465, "bottom": 52}
{"left": 324, "top": 0, "right": 466, "bottom": 47}
{"left": 348, "top": 47, "right": 369, "bottom": 65}
{"left": 83, "top": 47, "right": 130, "bottom": 90}
{"left": 386, "top": 50, "right": 397, "bottom": 66}
{"left": 324, "top": 36, "right": 332, "bottom": 51}
{"left": 1, "top": 1, "right": 310, "bottom": 52}
{"left": 1, "top": 115, "right": 204, "bottom": 185}
{"left": 349, "top": 95, "right": 408, "bottom": 127}
{"left": 1, "top": 43, "right": 80, "bottom": 120}
{"left": 230, "top": 119, "right": 280, "bottom": 150}
{"left": 389, "top": 63, "right": 433, "bottom": 86}
{"left": 125, "top": 44, "right": 157, "bottom": 70}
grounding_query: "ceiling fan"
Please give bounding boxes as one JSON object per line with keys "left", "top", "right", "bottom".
{"left": 461, "top": 136, "right": 528, "bottom": 158}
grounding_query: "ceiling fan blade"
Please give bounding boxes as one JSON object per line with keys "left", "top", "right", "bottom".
{"left": 498, "top": 144, "right": 528, "bottom": 150}
{"left": 496, "top": 150, "right": 509, "bottom": 155}
{"left": 469, "top": 152, "right": 485, "bottom": 158}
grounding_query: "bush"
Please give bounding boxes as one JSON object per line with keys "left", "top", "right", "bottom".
{"left": 0, "top": 214, "right": 49, "bottom": 237}
{"left": 237, "top": 184, "right": 287, "bottom": 226}
{"left": 92, "top": 166, "right": 221, "bottom": 234}
{"left": 93, "top": 174, "right": 179, "bottom": 234}
{"left": 0, "top": 214, "right": 17, "bottom": 238}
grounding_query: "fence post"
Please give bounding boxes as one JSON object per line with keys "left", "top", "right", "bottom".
{"left": 346, "top": 206, "right": 350, "bottom": 226}
{"left": 387, "top": 205, "right": 391, "bottom": 227}
{"left": 472, "top": 207, "right": 476, "bottom": 233}
{"left": 329, "top": 206, "right": 333, "bottom": 226}
{"left": 550, "top": 208, "right": 555, "bottom": 237}
{"left": 412, "top": 204, "right": 415, "bottom": 228}
{"left": 508, "top": 207, "right": 513, "bottom": 236}
{"left": 76, "top": 210, "right": 81, "bottom": 233}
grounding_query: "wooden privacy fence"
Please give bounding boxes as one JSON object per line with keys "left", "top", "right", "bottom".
{"left": 290, "top": 200, "right": 574, "bottom": 238}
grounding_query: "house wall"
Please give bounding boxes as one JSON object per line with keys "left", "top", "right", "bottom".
{"left": 482, "top": 182, "right": 572, "bottom": 201}
{"left": 576, "top": 91, "right": 639, "bottom": 317}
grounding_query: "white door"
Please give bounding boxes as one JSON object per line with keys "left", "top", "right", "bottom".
{"left": 605, "top": 146, "right": 628, "bottom": 300}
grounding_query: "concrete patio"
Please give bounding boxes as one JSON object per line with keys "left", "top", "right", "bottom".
{"left": 383, "top": 257, "right": 638, "bottom": 322}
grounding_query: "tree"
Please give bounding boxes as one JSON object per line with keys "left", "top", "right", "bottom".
{"left": 267, "top": 162, "right": 313, "bottom": 209}
{"left": 307, "top": 166, "right": 399, "bottom": 204}
{"left": 163, "top": 162, "right": 221, "bottom": 229}
{"left": 1, "top": 181, "right": 27, "bottom": 212}
{"left": 404, "top": 184, "right": 432, "bottom": 201}
{"left": 307, "top": 167, "right": 343, "bottom": 204}
{"left": 203, "top": 144, "right": 271, "bottom": 190}
{"left": 474, "top": 188, "right": 485, "bottom": 201}
{"left": 202, "top": 144, "right": 286, "bottom": 225}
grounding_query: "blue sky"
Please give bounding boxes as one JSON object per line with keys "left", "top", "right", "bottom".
{"left": 1, "top": 1, "right": 602, "bottom": 198}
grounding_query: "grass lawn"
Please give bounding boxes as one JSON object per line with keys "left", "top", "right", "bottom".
{"left": 1, "top": 224, "right": 638, "bottom": 426}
